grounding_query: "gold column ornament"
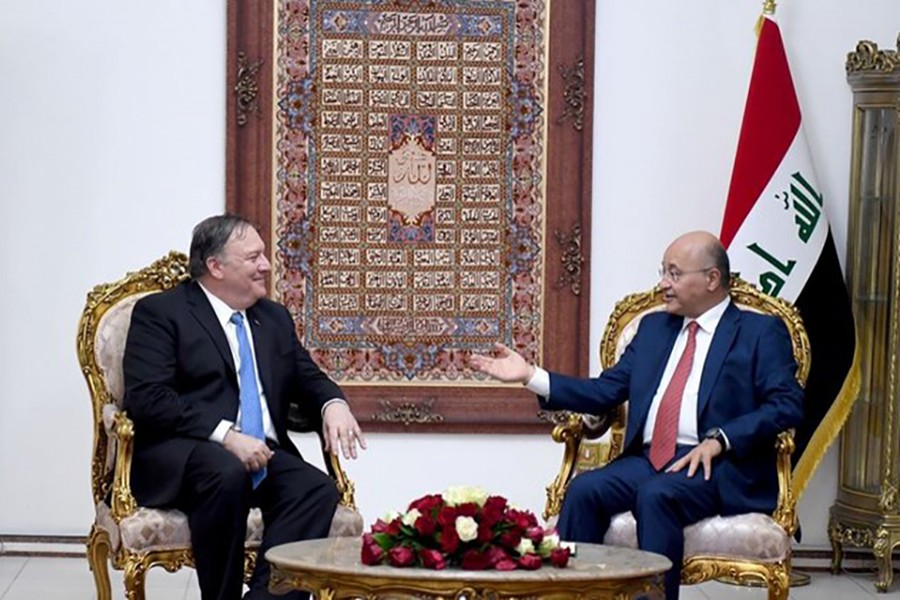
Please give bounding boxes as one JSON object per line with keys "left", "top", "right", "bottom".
{"left": 234, "top": 52, "right": 264, "bottom": 126}
{"left": 846, "top": 36, "right": 900, "bottom": 74}
{"left": 762, "top": 0, "right": 777, "bottom": 16}
{"left": 556, "top": 57, "right": 586, "bottom": 132}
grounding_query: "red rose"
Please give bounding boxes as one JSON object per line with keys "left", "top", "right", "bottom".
{"left": 384, "top": 518, "right": 402, "bottom": 536}
{"left": 419, "top": 548, "right": 447, "bottom": 570}
{"left": 409, "top": 494, "right": 444, "bottom": 514}
{"left": 437, "top": 505, "right": 458, "bottom": 526}
{"left": 550, "top": 547, "right": 571, "bottom": 568}
{"left": 461, "top": 549, "right": 491, "bottom": 570}
{"left": 455, "top": 502, "right": 478, "bottom": 518}
{"left": 440, "top": 524, "right": 459, "bottom": 554}
{"left": 498, "top": 529, "right": 522, "bottom": 549}
{"left": 484, "top": 496, "right": 508, "bottom": 513}
{"left": 360, "top": 533, "right": 384, "bottom": 565}
{"left": 415, "top": 514, "right": 437, "bottom": 536}
{"left": 387, "top": 545, "right": 416, "bottom": 567}
{"left": 495, "top": 559, "right": 518, "bottom": 571}
{"left": 525, "top": 526, "right": 544, "bottom": 545}
{"left": 371, "top": 519, "right": 390, "bottom": 533}
{"left": 509, "top": 509, "right": 538, "bottom": 530}
{"left": 485, "top": 545, "right": 509, "bottom": 566}
{"left": 477, "top": 522, "right": 494, "bottom": 543}
{"left": 518, "top": 553, "right": 543, "bottom": 570}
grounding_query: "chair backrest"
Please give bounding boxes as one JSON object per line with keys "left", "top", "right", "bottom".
{"left": 77, "top": 252, "right": 190, "bottom": 506}
{"left": 586, "top": 276, "right": 810, "bottom": 468}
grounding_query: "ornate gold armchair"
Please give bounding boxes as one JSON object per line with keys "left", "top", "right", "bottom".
{"left": 77, "top": 251, "right": 363, "bottom": 600}
{"left": 543, "top": 278, "right": 810, "bottom": 600}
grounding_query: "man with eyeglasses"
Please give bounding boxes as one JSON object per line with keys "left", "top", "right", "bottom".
{"left": 471, "top": 230, "right": 803, "bottom": 600}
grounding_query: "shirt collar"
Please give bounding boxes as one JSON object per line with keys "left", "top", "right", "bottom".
{"left": 197, "top": 281, "right": 246, "bottom": 328}
{"left": 685, "top": 295, "right": 731, "bottom": 335}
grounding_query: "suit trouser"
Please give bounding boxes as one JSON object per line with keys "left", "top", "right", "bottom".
{"left": 179, "top": 442, "right": 340, "bottom": 600}
{"left": 557, "top": 446, "right": 720, "bottom": 600}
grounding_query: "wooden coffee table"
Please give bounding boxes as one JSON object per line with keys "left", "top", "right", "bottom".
{"left": 266, "top": 537, "right": 671, "bottom": 599}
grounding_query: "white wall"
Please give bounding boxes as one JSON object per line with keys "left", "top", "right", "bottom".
{"left": 0, "top": 0, "right": 897, "bottom": 549}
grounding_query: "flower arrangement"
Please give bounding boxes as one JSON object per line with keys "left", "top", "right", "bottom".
{"left": 360, "top": 486, "right": 572, "bottom": 571}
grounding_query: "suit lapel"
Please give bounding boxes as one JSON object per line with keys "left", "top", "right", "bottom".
{"left": 697, "top": 302, "right": 740, "bottom": 417}
{"left": 247, "top": 305, "right": 275, "bottom": 403}
{"left": 186, "top": 281, "right": 236, "bottom": 376}
{"left": 631, "top": 314, "right": 682, "bottom": 442}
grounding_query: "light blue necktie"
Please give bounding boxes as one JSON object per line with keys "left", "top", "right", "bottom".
{"left": 230, "top": 312, "right": 267, "bottom": 488}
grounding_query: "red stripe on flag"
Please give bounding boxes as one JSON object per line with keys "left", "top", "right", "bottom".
{"left": 720, "top": 18, "right": 801, "bottom": 249}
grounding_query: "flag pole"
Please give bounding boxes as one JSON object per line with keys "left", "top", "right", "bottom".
{"left": 756, "top": 1, "right": 777, "bottom": 36}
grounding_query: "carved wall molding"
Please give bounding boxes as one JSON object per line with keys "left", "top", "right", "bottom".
{"left": 234, "top": 52, "right": 264, "bottom": 126}
{"left": 554, "top": 223, "right": 584, "bottom": 296}
{"left": 556, "top": 57, "right": 586, "bottom": 131}
{"left": 372, "top": 399, "right": 444, "bottom": 426}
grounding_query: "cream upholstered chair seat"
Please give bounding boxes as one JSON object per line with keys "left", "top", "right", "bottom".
{"left": 79, "top": 252, "right": 361, "bottom": 600}
{"left": 604, "top": 512, "right": 791, "bottom": 562}
{"left": 543, "top": 277, "right": 809, "bottom": 600}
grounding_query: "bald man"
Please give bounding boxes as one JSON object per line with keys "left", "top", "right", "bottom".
{"left": 472, "top": 232, "right": 804, "bottom": 600}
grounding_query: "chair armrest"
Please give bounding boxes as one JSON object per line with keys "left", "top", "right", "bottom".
{"left": 581, "top": 411, "right": 615, "bottom": 440}
{"left": 543, "top": 413, "right": 584, "bottom": 521}
{"left": 109, "top": 410, "right": 138, "bottom": 522}
{"left": 772, "top": 429, "right": 798, "bottom": 537}
{"left": 287, "top": 402, "right": 358, "bottom": 511}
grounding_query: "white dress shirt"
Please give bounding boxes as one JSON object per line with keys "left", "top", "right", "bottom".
{"left": 198, "top": 283, "right": 278, "bottom": 443}
{"left": 526, "top": 296, "right": 732, "bottom": 448}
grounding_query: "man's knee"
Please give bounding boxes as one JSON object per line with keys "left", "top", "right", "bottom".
{"left": 564, "top": 472, "right": 601, "bottom": 508}
{"left": 206, "top": 455, "right": 252, "bottom": 499}
{"left": 634, "top": 477, "right": 676, "bottom": 515}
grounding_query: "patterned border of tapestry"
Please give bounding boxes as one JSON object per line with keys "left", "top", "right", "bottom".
{"left": 226, "top": 0, "right": 594, "bottom": 433}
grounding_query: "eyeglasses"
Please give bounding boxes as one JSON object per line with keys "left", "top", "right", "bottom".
{"left": 657, "top": 266, "right": 714, "bottom": 283}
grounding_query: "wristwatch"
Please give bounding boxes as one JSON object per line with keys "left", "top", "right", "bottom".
{"left": 704, "top": 427, "right": 727, "bottom": 450}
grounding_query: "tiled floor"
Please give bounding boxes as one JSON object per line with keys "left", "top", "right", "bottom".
{"left": 1, "top": 556, "right": 900, "bottom": 599}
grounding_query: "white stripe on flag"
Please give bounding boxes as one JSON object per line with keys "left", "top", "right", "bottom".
{"left": 726, "top": 130, "right": 827, "bottom": 303}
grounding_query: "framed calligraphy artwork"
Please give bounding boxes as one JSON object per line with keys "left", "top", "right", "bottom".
{"left": 227, "top": 0, "right": 595, "bottom": 432}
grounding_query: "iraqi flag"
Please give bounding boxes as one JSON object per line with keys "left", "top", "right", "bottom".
{"left": 720, "top": 14, "right": 860, "bottom": 498}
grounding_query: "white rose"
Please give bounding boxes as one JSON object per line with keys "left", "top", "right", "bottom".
{"left": 538, "top": 533, "right": 560, "bottom": 557}
{"left": 402, "top": 508, "right": 421, "bottom": 527}
{"left": 382, "top": 510, "right": 401, "bottom": 522}
{"left": 444, "top": 485, "right": 489, "bottom": 507}
{"left": 455, "top": 516, "right": 479, "bottom": 542}
{"left": 516, "top": 538, "right": 535, "bottom": 556}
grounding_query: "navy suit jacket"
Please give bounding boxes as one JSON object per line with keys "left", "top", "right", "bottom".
{"left": 543, "top": 302, "right": 804, "bottom": 515}
{"left": 122, "top": 280, "right": 345, "bottom": 507}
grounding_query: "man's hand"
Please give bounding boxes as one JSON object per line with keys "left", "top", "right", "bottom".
{"left": 223, "top": 429, "right": 274, "bottom": 473}
{"left": 323, "top": 402, "right": 367, "bottom": 459}
{"left": 667, "top": 438, "right": 723, "bottom": 480}
{"left": 469, "top": 343, "right": 535, "bottom": 384}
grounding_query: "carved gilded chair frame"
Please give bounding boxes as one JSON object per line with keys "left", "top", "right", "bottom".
{"left": 543, "top": 277, "right": 811, "bottom": 600}
{"left": 77, "top": 252, "right": 358, "bottom": 600}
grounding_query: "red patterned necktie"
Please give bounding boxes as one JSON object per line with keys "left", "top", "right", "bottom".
{"left": 649, "top": 321, "right": 700, "bottom": 471}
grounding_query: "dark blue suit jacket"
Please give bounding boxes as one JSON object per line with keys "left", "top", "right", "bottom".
{"left": 542, "top": 302, "right": 804, "bottom": 515}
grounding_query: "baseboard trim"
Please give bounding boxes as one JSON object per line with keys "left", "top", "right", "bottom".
{"left": 1, "top": 535, "right": 899, "bottom": 573}
{"left": 0, "top": 534, "right": 86, "bottom": 558}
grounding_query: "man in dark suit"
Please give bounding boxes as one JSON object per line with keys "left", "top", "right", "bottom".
{"left": 471, "top": 231, "right": 803, "bottom": 600}
{"left": 123, "top": 214, "right": 366, "bottom": 600}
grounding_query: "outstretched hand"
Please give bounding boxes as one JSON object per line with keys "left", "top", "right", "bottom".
{"left": 470, "top": 343, "right": 535, "bottom": 384}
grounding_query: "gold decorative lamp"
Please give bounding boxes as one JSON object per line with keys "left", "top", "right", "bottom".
{"left": 829, "top": 33, "right": 900, "bottom": 593}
